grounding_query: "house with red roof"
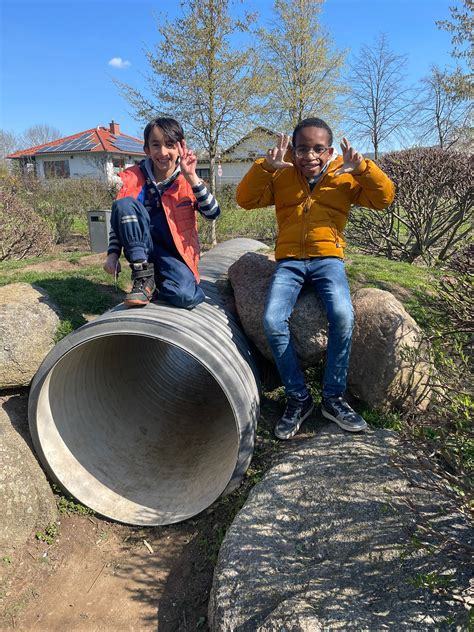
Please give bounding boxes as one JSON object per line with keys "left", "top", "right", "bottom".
{"left": 7, "top": 121, "right": 145, "bottom": 182}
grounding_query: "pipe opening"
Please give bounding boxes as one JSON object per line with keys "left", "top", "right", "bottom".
{"left": 36, "top": 334, "right": 239, "bottom": 525}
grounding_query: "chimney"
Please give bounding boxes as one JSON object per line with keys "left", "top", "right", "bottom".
{"left": 109, "top": 120, "right": 120, "bottom": 135}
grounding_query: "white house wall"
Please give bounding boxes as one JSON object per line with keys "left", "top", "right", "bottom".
{"left": 36, "top": 153, "right": 143, "bottom": 181}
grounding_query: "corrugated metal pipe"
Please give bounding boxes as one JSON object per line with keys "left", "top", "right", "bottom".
{"left": 28, "top": 239, "right": 265, "bottom": 526}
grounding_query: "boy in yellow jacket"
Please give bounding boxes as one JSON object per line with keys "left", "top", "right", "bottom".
{"left": 236, "top": 117, "right": 395, "bottom": 439}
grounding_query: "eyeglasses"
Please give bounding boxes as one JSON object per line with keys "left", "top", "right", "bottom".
{"left": 294, "top": 145, "right": 331, "bottom": 159}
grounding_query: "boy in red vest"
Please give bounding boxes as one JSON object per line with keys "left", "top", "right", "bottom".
{"left": 103, "top": 117, "right": 220, "bottom": 308}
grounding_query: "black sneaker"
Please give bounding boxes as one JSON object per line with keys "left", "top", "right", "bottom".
{"left": 125, "top": 262, "right": 156, "bottom": 306}
{"left": 321, "top": 396, "right": 367, "bottom": 432}
{"left": 274, "top": 396, "right": 314, "bottom": 440}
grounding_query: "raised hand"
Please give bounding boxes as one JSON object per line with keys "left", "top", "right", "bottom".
{"left": 334, "top": 137, "right": 365, "bottom": 176}
{"left": 265, "top": 134, "right": 293, "bottom": 170}
{"left": 177, "top": 140, "right": 199, "bottom": 185}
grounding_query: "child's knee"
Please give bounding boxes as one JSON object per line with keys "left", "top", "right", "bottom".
{"left": 161, "top": 281, "right": 204, "bottom": 309}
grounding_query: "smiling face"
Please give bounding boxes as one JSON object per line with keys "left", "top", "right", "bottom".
{"left": 292, "top": 126, "right": 334, "bottom": 178}
{"left": 144, "top": 126, "right": 180, "bottom": 181}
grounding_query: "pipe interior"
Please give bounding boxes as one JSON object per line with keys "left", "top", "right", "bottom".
{"left": 36, "top": 334, "right": 239, "bottom": 525}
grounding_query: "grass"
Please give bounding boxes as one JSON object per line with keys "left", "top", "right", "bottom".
{"left": 345, "top": 249, "right": 438, "bottom": 326}
{"left": 0, "top": 253, "right": 130, "bottom": 337}
{"left": 35, "top": 523, "right": 59, "bottom": 545}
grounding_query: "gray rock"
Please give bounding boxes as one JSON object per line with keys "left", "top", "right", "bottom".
{"left": 349, "top": 288, "right": 432, "bottom": 411}
{"left": 228, "top": 253, "right": 432, "bottom": 411}
{"left": 228, "top": 252, "right": 328, "bottom": 367}
{"left": 0, "top": 396, "right": 57, "bottom": 554}
{"left": 0, "top": 283, "right": 60, "bottom": 389}
{"left": 209, "top": 429, "right": 470, "bottom": 631}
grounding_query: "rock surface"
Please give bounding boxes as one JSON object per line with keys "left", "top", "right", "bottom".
{"left": 0, "top": 283, "right": 60, "bottom": 389}
{"left": 0, "top": 396, "right": 57, "bottom": 554}
{"left": 209, "top": 428, "right": 470, "bottom": 631}
{"left": 349, "top": 287, "right": 431, "bottom": 411}
{"left": 228, "top": 252, "right": 431, "bottom": 411}
{"left": 228, "top": 252, "right": 328, "bottom": 366}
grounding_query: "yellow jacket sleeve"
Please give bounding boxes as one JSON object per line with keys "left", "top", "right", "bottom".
{"left": 351, "top": 160, "right": 395, "bottom": 210}
{"left": 236, "top": 158, "right": 278, "bottom": 209}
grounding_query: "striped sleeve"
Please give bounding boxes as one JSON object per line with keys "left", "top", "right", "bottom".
{"left": 191, "top": 182, "right": 221, "bottom": 220}
{"left": 106, "top": 225, "right": 122, "bottom": 257}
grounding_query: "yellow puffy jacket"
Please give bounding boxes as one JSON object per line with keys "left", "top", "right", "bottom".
{"left": 236, "top": 155, "right": 395, "bottom": 260}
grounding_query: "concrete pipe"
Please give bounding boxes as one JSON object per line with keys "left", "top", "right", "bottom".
{"left": 28, "top": 238, "right": 265, "bottom": 526}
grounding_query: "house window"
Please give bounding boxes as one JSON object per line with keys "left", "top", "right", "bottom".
{"left": 112, "top": 157, "right": 126, "bottom": 173}
{"left": 43, "top": 160, "right": 70, "bottom": 178}
{"left": 196, "top": 168, "right": 210, "bottom": 180}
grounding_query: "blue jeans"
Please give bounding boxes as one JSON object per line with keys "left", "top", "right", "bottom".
{"left": 111, "top": 197, "right": 205, "bottom": 309}
{"left": 263, "top": 257, "right": 354, "bottom": 401}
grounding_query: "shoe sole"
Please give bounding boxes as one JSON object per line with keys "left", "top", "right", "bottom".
{"left": 124, "top": 298, "right": 151, "bottom": 306}
{"left": 320, "top": 406, "right": 367, "bottom": 432}
{"left": 274, "top": 403, "right": 315, "bottom": 440}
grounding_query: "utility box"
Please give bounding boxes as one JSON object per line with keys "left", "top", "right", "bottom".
{"left": 87, "top": 210, "right": 111, "bottom": 253}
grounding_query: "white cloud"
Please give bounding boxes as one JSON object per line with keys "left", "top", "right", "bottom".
{"left": 108, "top": 57, "right": 131, "bottom": 69}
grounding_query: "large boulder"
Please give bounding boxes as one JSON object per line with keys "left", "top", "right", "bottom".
{"left": 228, "top": 252, "right": 431, "bottom": 411}
{"left": 0, "top": 283, "right": 60, "bottom": 389}
{"left": 349, "top": 288, "right": 431, "bottom": 411}
{"left": 0, "top": 396, "right": 57, "bottom": 554}
{"left": 209, "top": 428, "right": 471, "bottom": 631}
{"left": 228, "top": 252, "right": 328, "bottom": 366}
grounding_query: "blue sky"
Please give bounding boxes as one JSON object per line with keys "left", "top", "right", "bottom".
{"left": 0, "top": 0, "right": 460, "bottom": 149}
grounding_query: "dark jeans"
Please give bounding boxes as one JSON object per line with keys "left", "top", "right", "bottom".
{"left": 111, "top": 197, "right": 205, "bottom": 309}
{"left": 263, "top": 257, "right": 354, "bottom": 401}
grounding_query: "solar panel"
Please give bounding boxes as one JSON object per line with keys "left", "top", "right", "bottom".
{"left": 37, "top": 133, "right": 97, "bottom": 153}
{"left": 112, "top": 136, "right": 144, "bottom": 153}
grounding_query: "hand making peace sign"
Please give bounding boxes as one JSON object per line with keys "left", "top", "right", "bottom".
{"left": 177, "top": 140, "right": 199, "bottom": 184}
{"left": 334, "top": 137, "right": 365, "bottom": 176}
{"left": 265, "top": 134, "right": 294, "bottom": 170}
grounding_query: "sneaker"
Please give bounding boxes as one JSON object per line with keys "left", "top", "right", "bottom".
{"left": 274, "top": 395, "right": 314, "bottom": 440}
{"left": 125, "top": 262, "right": 156, "bottom": 306}
{"left": 320, "top": 396, "right": 367, "bottom": 432}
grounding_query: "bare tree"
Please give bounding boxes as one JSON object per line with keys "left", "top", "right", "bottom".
{"left": 0, "top": 129, "right": 22, "bottom": 164}
{"left": 413, "top": 66, "right": 472, "bottom": 149}
{"left": 258, "top": 0, "right": 346, "bottom": 131}
{"left": 23, "top": 124, "right": 62, "bottom": 148}
{"left": 115, "top": 0, "right": 259, "bottom": 244}
{"left": 345, "top": 34, "right": 413, "bottom": 159}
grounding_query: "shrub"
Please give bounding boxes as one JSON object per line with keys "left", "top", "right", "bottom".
{"left": 17, "top": 175, "right": 116, "bottom": 244}
{"left": 347, "top": 147, "right": 473, "bottom": 264}
{"left": 0, "top": 181, "right": 54, "bottom": 261}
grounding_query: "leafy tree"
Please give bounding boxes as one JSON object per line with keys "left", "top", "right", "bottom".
{"left": 346, "top": 147, "right": 473, "bottom": 264}
{"left": 436, "top": 0, "right": 473, "bottom": 99}
{"left": 115, "top": 0, "right": 259, "bottom": 243}
{"left": 413, "top": 65, "right": 472, "bottom": 149}
{"left": 257, "top": 0, "right": 345, "bottom": 131}
{"left": 23, "top": 124, "right": 62, "bottom": 148}
{"left": 344, "top": 34, "right": 412, "bottom": 159}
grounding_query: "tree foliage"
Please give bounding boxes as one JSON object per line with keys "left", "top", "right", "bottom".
{"left": 436, "top": 0, "right": 473, "bottom": 99}
{"left": 345, "top": 34, "right": 412, "bottom": 159}
{"left": 347, "top": 147, "right": 473, "bottom": 264}
{"left": 413, "top": 65, "right": 472, "bottom": 149}
{"left": 257, "top": 0, "right": 346, "bottom": 131}
{"left": 115, "top": 0, "right": 258, "bottom": 193}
